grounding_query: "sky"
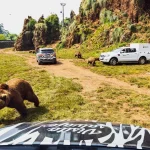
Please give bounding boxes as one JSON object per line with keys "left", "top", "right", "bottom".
{"left": 0, "top": 0, "right": 82, "bottom": 34}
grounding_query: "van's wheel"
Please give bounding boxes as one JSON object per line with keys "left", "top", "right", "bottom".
{"left": 138, "top": 57, "right": 146, "bottom": 65}
{"left": 109, "top": 58, "right": 118, "bottom": 66}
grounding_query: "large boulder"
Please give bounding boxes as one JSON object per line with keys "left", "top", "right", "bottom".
{"left": 32, "top": 15, "right": 47, "bottom": 51}
{"left": 14, "top": 16, "right": 36, "bottom": 51}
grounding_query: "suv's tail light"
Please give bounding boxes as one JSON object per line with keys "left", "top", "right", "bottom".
{"left": 38, "top": 54, "right": 44, "bottom": 57}
{"left": 52, "top": 52, "right": 56, "bottom": 57}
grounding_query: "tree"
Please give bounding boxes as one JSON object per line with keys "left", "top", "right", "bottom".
{"left": 6, "top": 33, "right": 18, "bottom": 41}
{"left": 45, "top": 14, "right": 60, "bottom": 43}
{"left": 0, "top": 23, "right": 8, "bottom": 34}
{"left": 64, "top": 18, "right": 71, "bottom": 26}
{"left": 0, "top": 34, "right": 6, "bottom": 40}
{"left": 27, "top": 18, "right": 37, "bottom": 31}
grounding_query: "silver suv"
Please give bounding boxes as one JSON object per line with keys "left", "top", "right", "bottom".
{"left": 36, "top": 48, "right": 57, "bottom": 65}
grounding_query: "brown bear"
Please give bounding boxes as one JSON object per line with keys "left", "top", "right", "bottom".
{"left": 75, "top": 51, "right": 82, "bottom": 58}
{"left": 87, "top": 57, "right": 99, "bottom": 66}
{"left": 0, "top": 78, "right": 39, "bottom": 117}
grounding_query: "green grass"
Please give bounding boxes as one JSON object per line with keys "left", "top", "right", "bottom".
{"left": 1, "top": 52, "right": 150, "bottom": 129}
{"left": 79, "top": 83, "right": 150, "bottom": 128}
{"left": 57, "top": 48, "right": 78, "bottom": 59}
{"left": 0, "top": 53, "right": 84, "bottom": 126}
{"left": 74, "top": 59, "right": 150, "bottom": 77}
{"left": 126, "top": 76, "right": 150, "bottom": 88}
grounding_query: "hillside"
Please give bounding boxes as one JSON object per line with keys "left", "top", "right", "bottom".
{"left": 13, "top": 0, "right": 150, "bottom": 52}
{"left": 57, "top": 0, "right": 150, "bottom": 50}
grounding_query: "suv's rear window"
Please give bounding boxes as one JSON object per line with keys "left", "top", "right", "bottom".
{"left": 41, "top": 49, "right": 54, "bottom": 53}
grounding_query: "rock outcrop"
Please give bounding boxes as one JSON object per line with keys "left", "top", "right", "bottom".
{"left": 58, "top": 0, "right": 150, "bottom": 48}
{"left": 32, "top": 15, "right": 47, "bottom": 51}
{"left": 79, "top": 0, "right": 150, "bottom": 23}
{"left": 15, "top": 14, "right": 60, "bottom": 51}
{"left": 14, "top": 16, "right": 36, "bottom": 51}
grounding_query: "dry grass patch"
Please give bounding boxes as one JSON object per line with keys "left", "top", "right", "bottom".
{"left": 79, "top": 83, "right": 150, "bottom": 128}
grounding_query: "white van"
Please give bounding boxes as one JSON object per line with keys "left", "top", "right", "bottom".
{"left": 99, "top": 43, "right": 150, "bottom": 65}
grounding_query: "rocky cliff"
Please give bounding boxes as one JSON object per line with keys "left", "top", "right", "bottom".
{"left": 79, "top": 0, "right": 150, "bottom": 23}
{"left": 58, "top": 0, "right": 150, "bottom": 49}
{"left": 14, "top": 14, "right": 60, "bottom": 51}
{"left": 14, "top": 16, "right": 35, "bottom": 51}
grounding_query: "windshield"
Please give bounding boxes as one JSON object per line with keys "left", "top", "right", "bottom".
{"left": 41, "top": 50, "right": 54, "bottom": 53}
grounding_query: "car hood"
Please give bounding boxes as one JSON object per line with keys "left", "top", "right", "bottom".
{"left": 0, "top": 120, "right": 150, "bottom": 149}
{"left": 100, "top": 52, "right": 112, "bottom": 56}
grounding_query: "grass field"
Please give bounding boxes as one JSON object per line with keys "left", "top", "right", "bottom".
{"left": 1, "top": 51, "right": 150, "bottom": 128}
{"left": 58, "top": 43, "right": 150, "bottom": 89}
{"left": 74, "top": 59, "right": 150, "bottom": 89}
{"left": 0, "top": 53, "right": 84, "bottom": 126}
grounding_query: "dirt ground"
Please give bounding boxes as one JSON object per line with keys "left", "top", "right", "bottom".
{"left": 2, "top": 50, "right": 150, "bottom": 97}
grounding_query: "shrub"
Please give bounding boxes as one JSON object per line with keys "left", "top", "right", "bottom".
{"left": 112, "top": 27, "right": 123, "bottom": 43}
{"left": 45, "top": 14, "right": 60, "bottom": 42}
{"left": 0, "top": 34, "right": 6, "bottom": 40}
{"left": 56, "top": 41, "right": 66, "bottom": 49}
{"left": 100, "top": 9, "right": 117, "bottom": 23}
{"left": 98, "top": 0, "right": 107, "bottom": 7}
{"left": 69, "top": 20, "right": 77, "bottom": 32}
{"left": 92, "top": 2, "right": 99, "bottom": 12}
{"left": 128, "top": 24, "right": 136, "bottom": 33}
{"left": 122, "top": 12, "right": 128, "bottom": 17}
{"left": 27, "top": 19, "right": 37, "bottom": 31}
{"left": 35, "top": 23, "right": 47, "bottom": 31}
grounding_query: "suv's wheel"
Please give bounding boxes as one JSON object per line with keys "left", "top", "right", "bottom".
{"left": 38, "top": 61, "right": 42, "bottom": 65}
{"left": 138, "top": 57, "right": 146, "bottom": 65}
{"left": 53, "top": 59, "right": 57, "bottom": 64}
{"left": 109, "top": 58, "right": 118, "bottom": 66}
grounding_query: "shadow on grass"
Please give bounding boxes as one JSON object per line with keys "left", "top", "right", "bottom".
{"left": 0, "top": 106, "right": 49, "bottom": 126}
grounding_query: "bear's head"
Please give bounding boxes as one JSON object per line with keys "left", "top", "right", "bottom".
{"left": 0, "top": 84, "right": 10, "bottom": 109}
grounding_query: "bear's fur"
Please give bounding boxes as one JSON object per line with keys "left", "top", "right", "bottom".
{"left": 87, "top": 57, "right": 99, "bottom": 66}
{"left": 75, "top": 51, "right": 82, "bottom": 58}
{"left": 0, "top": 78, "right": 39, "bottom": 117}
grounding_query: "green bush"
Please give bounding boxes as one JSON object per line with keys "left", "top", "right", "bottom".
{"left": 112, "top": 27, "right": 123, "bottom": 43}
{"left": 128, "top": 24, "right": 136, "bottom": 33}
{"left": 56, "top": 41, "right": 66, "bottom": 49}
{"left": 45, "top": 14, "right": 60, "bottom": 42}
{"left": 122, "top": 12, "right": 128, "bottom": 17}
{"left": 69, "top": 20, "right": 77, "bottom": 32}
{"left": 85, "top": 0, "right": 92, "bottom": 10}
{"left": 35, "top": 23, "right": 47, "bottom": 30}
{"left": 100, "top": 9, "right": 117, "bottom": 23}
{"left": 27, "top": 18, "right": 37, "bottom": 31}
{"left": 98, "top": 0, "right": 107, "bottom": 7}
{"left": 0, "top": 34, "right": 6, "bottom": 40}
{"left": 6, "top": 34, "right": 18, "bottom": 41}
{"left": 92, "top": 2, "right": 98, "bottom": 12}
